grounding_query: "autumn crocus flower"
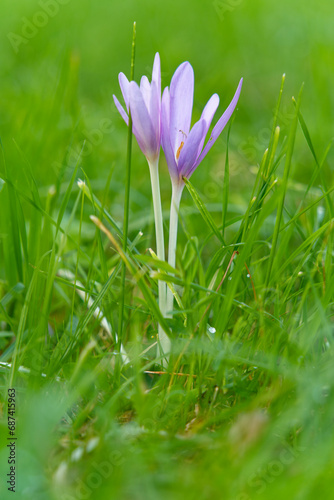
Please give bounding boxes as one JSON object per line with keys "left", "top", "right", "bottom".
{"left": 162, "top": 61, "right": 243, "bottom": 185}
{"left": 161, "top": 61, "right": 243, "bottom": 315}
{"left": 113, "top": 53, "right": 161, "bottom": 164}
{"left": 113, "top": 53, "right": 170, "bottom": 360}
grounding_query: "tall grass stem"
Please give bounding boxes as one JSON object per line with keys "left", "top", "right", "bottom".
{"left": 117, "top": 22, "right": 136, "bottom": 357}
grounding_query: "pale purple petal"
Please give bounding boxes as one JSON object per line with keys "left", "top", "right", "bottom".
{"left": 194, "top": 78, "right": 243, "bottom": 169}
{"left": 178, "top": 119, "right": 206, "bottom": 178}
{"left": 114, "top": 94, "right": 144, "bottom": 142}
{"left": 113, "top": 95, "right": 129, "bottom": 125}
{"left": 161, "top": 87, "right": 170, "bottom": 129}
{"left": 194, "top": 93, "right": 220, "bottom": 161}
{"left": 119, "top": 73, "right": 130, "bottom": 111}
{"left": 169, "top": 61, "right": 194, "bottom": 154}
{"left": 152, "top": 53, "right": 161, "bottom": 100}
{"left": 161, "top": 87, "right": 178, "bottom": 180}
{"left": 129, "top": 81, "right": 157, "bottom": 161}
{"left": 201, "top": 93, "right": 220, "bottom": 124}
{"left": 200, "top": 94, "right": 220, "bottom": 140}
{"left": 140, "top": 75, "right": 151, "bottom": 111}
{"left": 150, "top": 80, "right": 160, "bottom": 147}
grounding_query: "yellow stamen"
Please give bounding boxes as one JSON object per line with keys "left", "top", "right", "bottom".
{"left": 176, "top": 141, "right": 184, "bottom": 160}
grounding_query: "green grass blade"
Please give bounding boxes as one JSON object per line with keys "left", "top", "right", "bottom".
{"left": 55, "top": 143, "right": 84, "bottom": 236}
{"left": 118, "top": 22, "right": 137, "bottom": 356}
{"left": 264, "top": 85, "right": 304, "bottom": 291}
{"left": 222, "top": 121, "right": 232, "bottom": 239}
{"left": 184, "top": 177, "right": 225, "bottom": 245}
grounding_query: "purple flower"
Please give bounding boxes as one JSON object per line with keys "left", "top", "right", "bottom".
{"left": 161, "top": 61, "right": 243, "bottom": 184}
{"left": 113, "top": 53, "right": 161, "bottom": 163}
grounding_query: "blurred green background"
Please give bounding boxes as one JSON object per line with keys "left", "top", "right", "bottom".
{"left": 1, "top": 2, "right": 334, "bottom": 499}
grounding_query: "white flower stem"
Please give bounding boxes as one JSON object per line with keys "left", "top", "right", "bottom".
{"left": 147, "top": 158, "right": 170, "bottom": 359}
{"left": 166, "top": 181, "right": 184, "bottom": 317}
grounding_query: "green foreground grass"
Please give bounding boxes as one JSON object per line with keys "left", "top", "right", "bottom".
{"left": 1, "top": 1, "right": 334, "bottom": 499}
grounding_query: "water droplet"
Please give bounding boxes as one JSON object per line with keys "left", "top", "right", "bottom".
{"left": 208, "top": 327, "right": 216, "bottom": 334}
{"left": 228, "top": 277, "right": 232, "bottom": 281}
{"left": 247, "top": 273, "right": 251, "bottom": 278}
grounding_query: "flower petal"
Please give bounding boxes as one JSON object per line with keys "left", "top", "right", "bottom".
{"left": 194, "top": 78, "right": 243, "bottom": 170}
{"left": 201, "top": 93, "right": 220, "bottom": 124}
{"left": 119, "top": 72, "right": 130, "bottom": 111}
{"left": 152, "top": 53, "right": 161, "bottom": 100}
{"left": 200, "top": 93, "right": 220, "bottom": 140}
{"left": 193, "top": 93, "right": 220, "bottom": 161}
{"left": 129, "top": 81, "right": 157, "bottom": 161}
{"left": 161, "top": 86, "right": 178, "bottom": 180}
{"left": 140, "top": 75, "right": 151, "bottom": 111}
{"left": 150, "top": 80, "right": 160, "bottom": 147}
{"left": 113, "top": 95, "right": 129, "bottom": 125}
{"left": 178, "top": 119, "right": 206, "bottom": 178}
{"left": 169, "top": 61, "right": 194, "bottom": 155}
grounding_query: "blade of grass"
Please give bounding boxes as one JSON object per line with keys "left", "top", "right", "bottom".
{"left": 294, "top": 104, "right": 334, "bottom": 216}
{"left": 236, "top": 76, "right": 286, "bottom": 246}
{"left": 55, "top": 142, "right": 84, "bottom": 237}
{"left": 214, "top": 189, "right": 280, "bottom": 334}
{"left": 118, "top": 22, "right": 136, "bottom": 378}
{"left": 271, "top": 218, "right": 332, "bottom": 282}
{"left": 184, "top": 177, "right": 225, "bottom": 245}
{"left": 264, "top": 84, "right": 304, "bottom": 292}
{"left": 264, "top": 74, "right": 286, "bottom": 179}
{"left": 222, "top": 121, "right": 232, "bottom": 239}
{"left": 78, "top": 176, "right": 123, "bottom": 239}
{"left": 0, "top": 149, "right": 23, "bottom": 283}
{"left": 91, "top": 216, "right": 171, "bottom": 338}
{"left": 8, "top": 268, "right": 38, "bottom": 388}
